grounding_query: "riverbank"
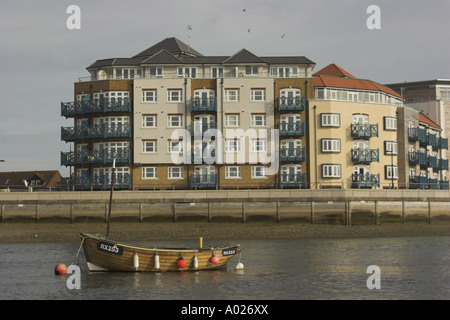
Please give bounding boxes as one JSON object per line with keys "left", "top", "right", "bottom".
{"left": 1, "top": 221, "right": 450, "bottom": 243}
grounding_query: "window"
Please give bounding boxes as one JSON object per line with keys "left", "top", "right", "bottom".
{"left": 211, "top": 67, "right": 224, "bottom": 78}
{"left": 251, "top": 114, "right": 266, "bottom": 127}
{"left": 167, "top": 89, "right": 183, "bottom": 102}
{"left": 142, "top": 115, "right": 157, "bottom": 128}
{"left": 385, "top": 165, "right": 398, "bottom": 179}
{"left": 321, "top": 139, "right": 341, "bottom": 152}
{"left": 322, "top": 164, "right": 341, "bottom": 178}
{"left": 225, "top": 166, "right": 241, "bottom": 179}
{"left": 168, "top": 141, "right": 183, "bottom": 153}
{"left": 245, "top": 66, "right": 258, "bottom": 75}
{"left": 149, "top": 67, "right": 163, "bottom": 78}
{"left": 178, "top": 67, "right": 196, "bottom": 78}
{"left": 384, "top": 117, "right": 397, "bottom": 130}
{"left": 321, "top": 113, "right": 340, "bottom": 127}
{"left": 168, "top": 167, "right": 184, "bottom": 179}
{"left": 225, "top": 140, "right": 240, "bottom": 152}
{"left": 251, "top": 139, "right": 267, "bottom": 152}
{"left": 142, "top": 167, "right": 157, "bottom": 179}
{"left": 316, "top": 88, "right": 325, "bottom": 100}
{"left": 225, "top": 89, "right": 240, "bottom": 102}
{"left": 225, "top": 114, "right": 240, "bottom": 127}
{"left": 142, "top": 90, "right": 157, "bottom": 102}
{"left": 115, "top": 68, "right": 142, "bottom": 79}
{"left": 251, "top": 166, "right": 267, "bottom": 178}
{"left": 250, "top": 89, "right": 266, "bottom": 101}
{"left": 168, "top": 115, "right": 183, "bottom": 127}
{"left": 385, "top": 141, "right": 398, "bottom": 155}
{"left": 142, "top": 140, "right": 157, "bottom": 153}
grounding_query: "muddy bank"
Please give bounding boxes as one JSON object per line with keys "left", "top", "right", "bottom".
{"left": 1, "top": 221, "right": 450, "bottom": 243}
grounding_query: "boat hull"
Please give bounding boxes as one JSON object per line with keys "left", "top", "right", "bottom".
{"left": 80, "top": 233, "right": 241, "bottom": 272}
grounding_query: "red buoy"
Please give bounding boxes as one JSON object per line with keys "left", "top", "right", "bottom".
{"left": 210, "top": 255, "right": 219, "bottom": 264}
{"left": 55, "top": 263, "right": 67, "bottom": 275}
{"left": 177, "top": 257, "right": 187, "bottom": 268}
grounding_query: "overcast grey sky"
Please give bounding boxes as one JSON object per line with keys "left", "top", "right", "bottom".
{"left": 0, "top": 0, "right": 449, "bottom": 176}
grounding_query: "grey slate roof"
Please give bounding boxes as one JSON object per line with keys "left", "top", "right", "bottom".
{"left": 86, "top": 37, "right": 315, "bottom": 70}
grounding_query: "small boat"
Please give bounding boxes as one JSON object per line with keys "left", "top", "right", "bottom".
{"left": 79, "top": 160, "right": 242, "bottom": 272}
{"left": 80, "top": 233, "right": 241, "bottom": 272}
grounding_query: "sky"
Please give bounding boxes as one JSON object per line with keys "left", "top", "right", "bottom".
{"left": 0, "top": 0, "right": 449, "bottom": 176}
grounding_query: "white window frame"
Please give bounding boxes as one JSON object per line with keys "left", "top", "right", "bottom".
{"left": 321, "top": 139, "right": 341, "bottom": 153}
{"left": 142, "top": 167, "right": 158, "bottom": 180}
{"left": 321, "top": 113, "right": 340, "bottom": 127}
{"left": 251, "top": 166, "right": 267, "bottom": 179}
{"left": 385, "top": 141, "right": 398, "bottom": 155}
{"left": 225, "top": 166, "right": 241, "bottom": 179}
{"left": 251, "top": 114, "right": 266, "bottom": 127}
{"left": 225, "top": 114, "right": 240, "bottom": 127}
{"left": 224, "top": 89, "right": 240, "bottom": 102}
{"left": 149, "top": 67, "right": 163, "bottom": 78}
{"left": 142, "top": 89, "right": 157, "bottom": 103}
{"left": 384, "top": 117, "right": 397, "bottom": 130}
{"left": 211, "top": 67, "right": 224, "bottom": 78}
{"left": 177, "top": 67, "right": 197, "bottom": 78}
{"left": 386, "top": 165, "right": 399, "bottom": 180}
{"left": 322, "top": 164, "right": 341, "bottom": 178}
{"left": 167, "top": 115, "right": 183, "bottom": 128}
{"left": 245, "top": 66, "right": 259, "bottom": 75}
{"left": 167, "top": 89, "right": 183, "bottom": 102}
{"left": 142, "top": 141, "right": 157, "bottom": 153}
{"left": 251, "top": 139, "right": 267, "bottom": 152}
{"left": 168, "top": 167, "right": 184, "bottom": 179}
{"left": 225, "top": 139, "right": 241, "bottom": 152}
{"left": 168, "top": 141, "right": 183, "bottom": 153}
{"left": 142, "top": 115, "right": 157, "bottom": 128}
{"left": 250, "top": 89, "right": 266, "bottom": 102}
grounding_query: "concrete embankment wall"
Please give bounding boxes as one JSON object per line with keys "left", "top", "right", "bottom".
{"left": 0, "top": 189, "right": 449, "bottom": 225}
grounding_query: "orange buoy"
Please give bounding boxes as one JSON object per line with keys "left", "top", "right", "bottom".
{"left": 210, "top": 255, "right": 219, "bottom": 264}
{"left": 177, "top": 256, "right": 187, "bottom": 269}
{"left": 54, "top": 263, "right": 67, "bottom": 275}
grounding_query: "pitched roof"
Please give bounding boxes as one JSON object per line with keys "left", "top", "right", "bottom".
{"left": 314, "top": 63, "right": 355, "bottom": 78}
{"left": 87, "top": 57, "right": 144, "bottom": 69}
{"left": 0, "top": 171, "right": 61, "bottom": 188}
{"left": 313, "top": 64, "right": 403, "bottom": 99}
{"left": 133, "top": 37, "right": 203, "bottom": 58}
{"left": 419, "top": 113, "right": 441, "bottom": 130}
{"left": 140, "top": 49, "right": 184, "bottom": 65}
{"left": 223, "top": 49, "right": 267, "bottom": 64}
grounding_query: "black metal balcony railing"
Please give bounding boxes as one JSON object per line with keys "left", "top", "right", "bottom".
{"left": 278, "top": 96, "right": 305, "bottom": 111}
{"left": 439, "top": 159, "right": 449, "bottom": 171}
{"left": 279, "top": 147, "right": 306, "bottom": 162}
{"left": 351, "top": 148, "right": 379, "bottom": 163}
{"left": 438, "top": 137, "right": 449, "bottom": 150}
{"left": 61, "top": 124, "right": 132, "bottom": 141}
{"left": 409, "top": 176, "right": 429, "bottom": 189}
{"left": 61, "top": 174, "right": 132, "bottom": 190}
{"left": 279, "top": 173, "right": 307, "bottom": 189}
{"left": 408, "top": 127, "right": 427, "bottom": 143}
{"left": 278, "top": 122, "right": 305, "bottom": 136}
{"left": 408, "top": 151, "right": 427, "bottom": 166}
{"left": 350, "top": 124, "right": 378, "bottom": 138}
{"left": 190, "top": 173, "right": 217, "bottom": 189}
{"left": 427, "top": 133, "right": 437, "bottom": 149}
{"left": 61, "top": 149, "right": 131, "bottom": 166}
{"left": 189, "top": 122, "right": 217, "bottom": 137}
{"left": 440, "top": 180, "right": 450, "bottom": 190}
{"left": 61, "top": 98, "right": 132, "bottom": 117}
{"left": 190, "top": 97, "right": 217, "bottom": 112}
{"left": 428, "top": 156, "right": 438, "bottom": 170}
{"left": 351, "top": 173, "right": 380, "bottom": 188}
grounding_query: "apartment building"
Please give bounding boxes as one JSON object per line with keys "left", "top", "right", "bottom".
{"left": 61, "top": 37, "right": 315, "bottom": 190}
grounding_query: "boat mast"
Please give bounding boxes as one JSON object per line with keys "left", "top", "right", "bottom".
{"left": 106, "top": 159, "right": 116, "bottom": 239}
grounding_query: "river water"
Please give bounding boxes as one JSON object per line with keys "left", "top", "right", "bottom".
{"left": 1, "top": 236, "right": 449, "bottom": 301}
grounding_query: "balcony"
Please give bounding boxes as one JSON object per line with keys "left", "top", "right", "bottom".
{"left": 190, "top": 97, "right": 217, "bottom": 112}
{"left": 61, "top": 174, "right": 132, "bottom": 190}
{"left": 279, "top": 173, "right": 307, "bottom": 189}
{"left": 438, "top": 137, "right": 449, "bottom": 150}
{"left": 440, "top": 180, "right": 449, "bottom": 190}
{"left": 189, "top": 122, "right": 217, "bottom": 137}
{"left": 278, "top": 122, "right": 305, "bottom": 136}
{"left": 427, "top": 133, "right": 437, "bottom": 149}
{"left": 191, "top": 149, "right": 216, "bottom": 164}
{"left": 61, "top": 98, "right": 131, "bottom": 117}
{"left": 278, "top": 96, "right": 305, "bottom": 111}
{"left": 428, "top": 156, "right": 438, "bottom": 170}
{"left": 61, "top": 124, "right": 132, "bottom": 142}
{"left": 350, "top": 124, "right": 378, "bottom": 138}
{"left": 351, "top": 148, "right": 379, "bottom": 163}
{"left": 428, "top": 178, "right": 439, "bottom": 190}
{"left": 438, "top": 159, "right": 449, "bottom": 171}
{"left": 409, "top": 176, "right": 429, "bottom": 189}
{"left": 408, "top": 127, "right": 427, "bottom": 143}
{"left": 190, "top": 173, "right": 217, "bottom": 189}
{"left": 351, "top": 173, "right": 380, "bottom": 189}
{"left": 408, "top": 151, "right": 427, "bottom": 166}
{"left": 61, "top": 149, "right": 131, "bottom": 166}
{"left": 279, "top": 147, "right": 306, "bottom": 162}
